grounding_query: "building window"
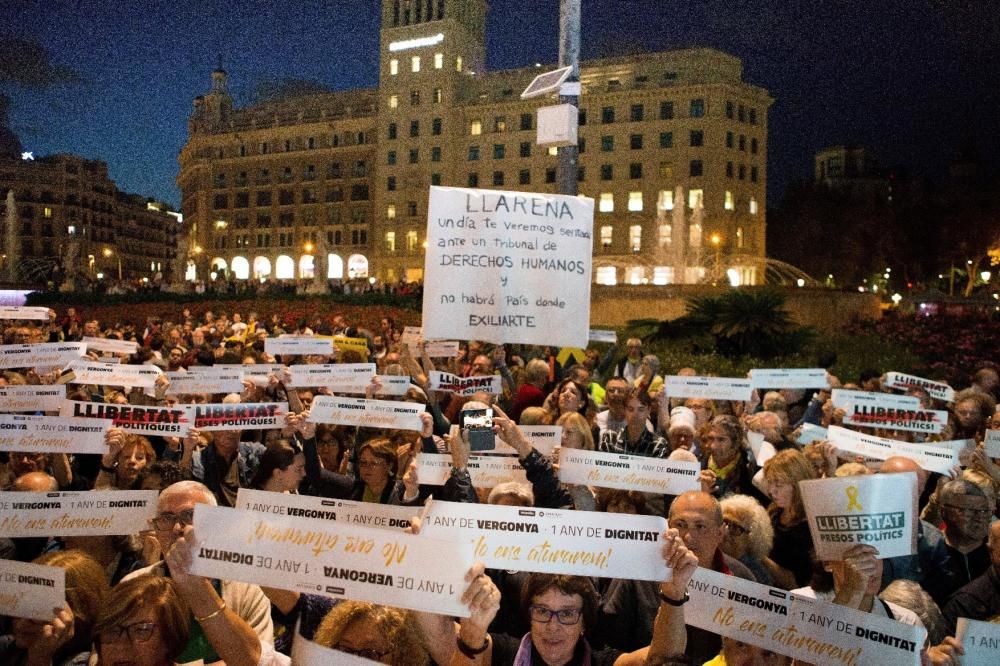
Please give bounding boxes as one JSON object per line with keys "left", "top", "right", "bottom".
{"left": 431, "top": 173, "right": 441, "bottom": 185}
{"left": 388, "top": 151, "right": 397, "bottom": 165}
{"left": 736, "top": 226, "right": 745, "bottom": 249}
{"left": 629, "top": 163, "right": 642, "bottom": 179}
{"left": 389, "top": 94, "right": 399, "bottom": 109}
{"left": 327, "top": 163, "right": 340, "bottom": 179}
{"left": 630, "top": 134, "right": 643, "bottom": 150}
{"left": 493, "top": 143, "right": 505, "bottom": 159}
{"left": 578, "top": 109, "right": 587, "bottom": 126}
{"left": 600, "top": 164, "right": 613, "bottom": 180}
{"left": 726, "top": 161, "right": 733, "bottom": 178}
{"left": 578, "top": 167, "right": 585, "bottom": 181}
{"left": 738, "top": 164, "right": 746, "bottom": 180}
{"left": 390, "top": 59, "right": 399, "bottom": 75}
{"left": 545, "top": 168, "right": 556, "bottom": 183}
{"left": 739, "top": 135, "right": 746, "bottom": 151}
{"left": 659, "top": 101, "right": 674, "bottom": 120}
{"left": 385, "top": 232, "right": 396, "bottom": 252}
{"left": 599, "top": 193, "right": 614, "bottom": 213}
{"left": 690, "top": 130, "right": 704, "bottom": 147}
{"left": 630, "top": 104, "right": 644, "bottom": 121}
{"left": 726, "top": 101, "right": 734, "bottom": 119}
{"left": 468, "top": 145, "right": 480, "bottom": 161}
{"left": 213, "top": 194, "right": 228, "bottom": 209}
{"left": 432, "top": 87, "right": 442, "bottom": 103}
{"left": 387, "top": 176, "right": 396, "bottom": 191}
{"left": 690, "top": 160, "right": 703, "bottom": 177}
{"left": 234, "top": 192, "right": 249, "bottom": 208}
{"left": 519, "top": 169, "right": 531, "bottom": 185}
{"left": 750, "top": 166, "right": 758, "bottom": 182}
{"left": 601, "top": 135, "right": 614, "bottom": 152}
{"left": 387, "top": 204, "right": 396, "bottom": 219}
{"left": 658, "top": 224, "right": 672, "bottom": 248}
{"left": 726, "top": 131, "right": 734, "bottom": 148}
{"left": 494, "top": 116, "right": 506, "bottom": 132}
{"left": 659, "top": 132, "right": 673, "bottom": 148}
{"left": 519, "top": 141, "right": 531, "bottom": 158}
{"left": 751, "top": 138, "right": 758, "bottom": 154}
{"left": 688, "top": 189, "right": 704, "bottom": 208}
{"left": 468, "top": 172, "right": 479, "bottom": 187}
{"left": 492, "top": 171, "right": 504, "bottom": 186}
{"left": 749, "top": 198, "right": 758, "bottom": 215}
{"left": 470, "top": 120, "right": 482, "bottom": 135}
{"left": 520, "top": 113, "right": 533, "bottom": 130}
{"left": 410, "top": 90, "right": 420, "bottom": 106}
{"left": 431, "top": 146, "right": 441, "bottom": 162}
{"left": 410, "top": 120, "right": 419, "bottom": 137}
{"left": 432, "top": 118, "right": 442, "bottom": 135}
{"left": 725, "top": 191, "right": 734, "bottom": 210}
{"left": 628, "top": 191, "right": 643, "bottom": 212}
{"left": 456, "top": 55, "right": 462, "bottom": 71}
{"left": 407, "top": 201, "right": 418, "bottom": 216}
{"left": 407, "top": 230, "right": 418, "bottom": 250}
{"left": 749, "top": 108, "right": 757, "bottom": 124}
{"left": 388, "top": 123, "right": 397, "bottom": 140}
{"left": 601, "top": 106, "right": 615, "bottom": 123}
{"left": 409, "top": 149, "right": 419, "bottom": 164}
{"left": 738, "top": 105, "right": 746, "bottom": 122}
{"left": 578, "top": 138, "right": 585, "bottom": 153}
{"left": 690, "top": 98, "right": 705, "bottom": 117}
{"left": 629, "top": 225, "right": 642, "bottom": 252}
{"left": 657, "top": 189, "right": 674, "bottom": 211}
{"left": 411, "top": 56, "right": 421, "bottom": 72}
{"left": 434, "top": 52, "right": 443, "bottom": 69}
{"left": 600, "top": 225, "right": 613, "bottom": 247}
{"left": 548, "top": 146, "right": 558, "bottom": 156}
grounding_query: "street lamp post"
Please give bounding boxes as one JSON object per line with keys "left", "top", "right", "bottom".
{"left": 103, "top": 248, "right": 122, "bottom": 280}
{"left": 710, "top": 233, "right": 722, "bottom": 285}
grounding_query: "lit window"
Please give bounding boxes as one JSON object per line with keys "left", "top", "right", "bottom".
{"left": 599, "top": 193, "right": 614, "bottom": 213}
{"left": 628, "top": 191, "right": 643, "bottom": 212}
{"left": 688, "top": 189, "right": 704, "bottom": 209}
{"left": 387, "top": 204, "right": 396, "bottom": 220}
{"left": 626, "top": 266, "right": 645, "bottom": 284}
{"left": 456, "top": 56, "right": 463, "bottom": 71}
{"left": 385, "top": 231, "right": 396, "bottom": 252}
{"left": 470, "top": 120, "right": 482, "bottom": 135}
{"left": 432, "top": 87, "right": 442, "bottom": 103}
{"left": 653, "top": 266, "right": 673, "bottom": 285}
{"left": 389, "top": 94, "right": 398, "bottom": 109}
{"left": 658, "top": 224, "right": 672, "bottom": 248}
{"left": 629, "top": 225, "right": 642, "bottom": 252}
{"left": 657, "top": 190, "right": 674, "bottom": 211}
{"left": 736, "top": 226, "right": 745, "bottom": 249}
{"left": 725, "top": 191, "right": 734, "bottom": 210}
{"left": 600, "top": 225, "right": 613, "bottom": 246}
{"left": 411, "top": 56, "right": 421, "bottom": 72}
{"left": 548, "top": 146, "right": 558, "bottom": 156}
{"left": 43, "top": 207, "right": 52, "bottom": 218}
{"left": 389, "top": 59, "right": 399, "bottom": 75}
{"left": 434, "top": 53, "right": 443, "bottom": 69}
{"left": 749, "top": 198, "right": 758, "bottom": 215}
{"left": 407, "top": 230, "right": 418, "bottom": 250}
{"left": 67, "top": 225, "right": 76, "bottom": 235}
{"left": 595, "top": 266, "right": 617, "bottom": 285}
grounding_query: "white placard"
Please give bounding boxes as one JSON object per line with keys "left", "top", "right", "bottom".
{"left": 308, "top": 396, "right": 423, "bottom": 431}
{"left": 986, "top": 430, "right": 1000, "bottom": 458}
{"left": 0, "top": 384, "right": 65, "bottom": 412}
{"left": 841, "top": 402, "right": 948, "bottom": 434}
{"left": 235, "top": 488, "right": 416, "bottom": 531}
{"left": 884, "top": 372, "right": 955, "bottom": 403}
{"left": 428, "top": 371, "right": 502, "bottom": 396}
{"left": 0, "top": 306, "right": 51, "bottom": 320}
{"left": 190, "top": 504, "right": 472, "bottom": 617}
{"left": 191, "top": 402, "right": 289, "bottom": 431}
{"left": 82, "top": 336, "right": 138, "bottom": 355}
{"left": 265, "top": 336, "right": 334, "bottom": 356}
{"left": 664, "top": 375, "right": 753, "bottom": 401}
{"left": 63, "top": 360, "right": 162, "bottom": 388}
{"left": 827, "top": 425, "right": 970, "bottom": 474}
{"left": 207, "top": 363, "right": 286, "bottom": 387}
{"left": 416, "top": 453, "right": 527, "bottom": 488}
{"left": 831, "top": 389, "right": 920, "bottom": 411}
{"left": 685, "top": 568, "right": 923, "bottom": 666}
{"left": 750, "top": 368, "right": 829, "bottom": 389}
{"left": 588, "top": 329, "right": 618, "bottom": 344}
{"left": 747, "top": 431, "right": 777, "bottom": 467}
{"left": 422, "top": 186, "right": 594, "bottom": 348}
{"left": 0, "top": 559, "right": 66, "bottom": 621}
{"left": 0, "top": 342, "right": 85, "bottom": 370}
{"left": 423, "top": 500, "right": 668, "bottom": 580}
{"left": 796, "top": 423, "right": 828, "bottom": 445}
{"left": 494, "top": 426, "right": 562, "bottom": 456}
{"left": 424, "top": 340, "right": 460, "bottom": 358}
{"left": 0, "top": 490, "right": 158, "bottom": 537}
{"left": 0, "top": 414, "right": 110, "bottom": 453}
{"left": 557, "top": 448, "right": 700, "bottom": 495}
{"left": 800, "top": 473, "right": 918, "bottom": 560}
{"left": 956, "top": 617, "right": 1000, "bottom": 662}
{"left": 288, "top": 363, "right": 376, "bottom": 389}
{"left": 61, "top": 400, "right": 193, "bottom": 437}
{"left": 165, "top": 369, "right": 245, "bottom": 396}
{"left": 372, "top": 375, "right": 411, "bottom": 396}
{"left": 292, "top": 635, "right": 382, "bottom": 665}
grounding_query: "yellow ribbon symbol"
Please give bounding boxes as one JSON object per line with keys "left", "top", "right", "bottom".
{"left": 845, "top": 486, "right": 862, "bottom": 512}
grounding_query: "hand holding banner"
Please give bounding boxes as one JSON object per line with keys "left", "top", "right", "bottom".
{"left": 61, "top": 400, "right": 193, "bottom": 437}
{"left": 956, "top": 617, "right": 1000, "bottom": 662}
{"left": 308, "top": 396, "right": 423, "bottom": 431}
{"left": 884, "top": 372, "right": 955, "bottom": 403}
{"left": 0, "top": 414, "right": 110, "bottom": 453}
{"left": 750, "top": 368, "right": 829, "bottom": 389}
{"left": 827, "top": 425, "right": 970, "bottom": 474}
{"left": 429, "top": 371, "right": 502, "bottom": 396}
{"left": 236, "top": 488, "right": 416, "bottom": 531}
{"left": 63, "top": 360, "right": 162, "bottom": 388}
{"left": 664, "top": 375, "right": 752, "bottom": 402}
{"left": 557, "top": 448, "right": 700, "bottom": 495}
{"left": 0, "top": 385, "right": 65, "bottom": 412}
{"left": 0, "top": 342, "right": 85, "bottom": 370}
{"left": 192, "top": 402, "right": 288, "bottom": 431}
{"left": 0, "top": 490, "right": 157, "bottom": 537}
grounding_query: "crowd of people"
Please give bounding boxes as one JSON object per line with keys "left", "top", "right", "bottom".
{"left": 0, "top": 305, "right": 998, "bottom": 665}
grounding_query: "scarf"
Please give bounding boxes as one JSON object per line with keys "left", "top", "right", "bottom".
{"left": 512, "top": 632, "right": 592, "bottom": 666}
{"left": 708, "top": 455, "right": 740, "bottom": 480}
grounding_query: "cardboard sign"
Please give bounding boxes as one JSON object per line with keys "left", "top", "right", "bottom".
{"left": 165, "top": 369, "right": 245, "bottom": 396}
{"left": 308, "top": 396, "right": 423, "bottom": 431}
{"left": 60, "top": 400, "right": 193, "bottom": 437}
{"left": 800, "top": 473, "right": 918, "bottom": 560}
{"left": 0, "top": 559, "right": 66, "bottom": 621}
{"left": 0, "top": 414, "right": 110, "bottom": 453}
{"left": 750, "top": 368, "right": 829, "bottom": 389}
{"left": 685, "top": 568, "right": 923, "bottom": 666}
{"left": 494, "top": 426, "right": 562, "bottom": 457}
{"left": 827, "top": 425, "right": 969, "bottom": 475}
{"left": 236, "top": 489, "right": 417, "bottom": 531}
{"left": 557, "top": 448, "right": 700, "bottom": 495}
{"left": 0, "top": 306, "right": 51, "bottom": 320}
{"left": 664, "top": 375, "right": 753, "bottom": 402}
{"left": 422, "top": 500, "right": 669, "bottom": 581}
{"left": 422, "top": 186, "right": 594, "bottom": 348}
{"left": 831, "top": 389, "right": 919, "bottom": 411}
{"left": 588, "top": 329, "right": 618, "bottom": 344}
{"left": 192, "top": 402, "right": 289, "bottom": 431}
{"left": 0, "top": 490, "right": 158, "bottom": 537}
{"left": 841, "top": 402, "right": 948, "bottom": 434}
{"left": 416, "top": 453, "right": 528, "bottom": 488}
{"left": 0, "top": 384, "right": 65, "bottom": 412}
{"left": 266, "top": 336, "right": 334, "bottom": 356}
{"left": 82, "top": 336, "right": 138, "bottom": 355}
{"left": 288, "top": 363, "right": 375, "bottom": 390}
{"left": 429, "top": 371, "right": 502, "bottom": 396}
{"left": 986, "top": 429, "right": 1000, "bottom": 458}
{"left": 0, "top": 342, "right": 85, "bottom": 370}
{"left": 796, "top": 423, "right": 828, "bottom": 445}
{"left": 63, "top": 360, "right": 162, "bottom": 388}
{"left": 884, "top": 372, "right": 955, "bottom": 403}
{"left": 956, "top": 617, "right": 1000, "bottom": 662}
{"left": 190, "top": 504, "right": 472, "bottom": 617}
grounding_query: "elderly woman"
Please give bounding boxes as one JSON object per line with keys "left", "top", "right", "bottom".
{"left": 762, "top": 449, "right": 817, "bottom": 588}
{"left": 719, "top": 494, "right": 795, "bottom": 589}
{"left": 314, "top": 601, "right": 429, "bottom": 664}
{"left": 93, "top": 576, "right": 190, "bottom": 666}
{"left": 96, "top": 430, "right": 156, "bottom": 490}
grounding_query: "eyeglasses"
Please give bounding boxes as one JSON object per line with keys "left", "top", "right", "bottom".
{"left": 335, "top": 644, "right": 391, "bottom": 660}
{"left": 529, "top": 605, "right": 583, "bottom": 625}
{"left": 942, "top": 504, "right": 991, "bottom": 517}
{"left": 357, "top": 459, "right": 386, "bottom": 469}
{"left": 152, "top": 509, "right": 195, "bottom": 530}
{"left": 723, "top": 519, "right": 750, "bottom": 536}
{"left": 100, "top": 621, "right": 157, "bottom": 644}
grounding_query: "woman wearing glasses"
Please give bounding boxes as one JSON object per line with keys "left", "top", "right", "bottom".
{"left": 93, "top": 576, "right": 189, "bottom": 666}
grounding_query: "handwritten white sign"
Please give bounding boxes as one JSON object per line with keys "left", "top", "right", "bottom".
{"left": 956, "top": 617, "right": 1000, "bottom": 662}
{"left": 266, "top": 336, "right": 334, "bottom": 356}
{"left": 0, "top": 343, "right": 85, "bottom": 370}
{"left": 664, "top": 375, "right": 752, "bottom": 402}
{"left": 557, "top": 448, "right": 700, "bottom": 495}
{"left": 165, "top": 369, "right": 245, "bottom": 396}
{"left": 0, "top": 490, "right": 158, "bottom": 537}
{"left": 63, "top": 360, "right": 162, "bottom": 388}
{"left": 0, "top": 306, "right": 51, "bottom": 320}
{"left": 190, "top": 504, "right": 472, "bottom": 617}
{"left": 831, "top": 389, "right": 920, "bottom": 411}
{"left": 884, "top": 372, "right": 955, "bottom": 403}
{"left": 416, "top": 453, "right": 527, "bottom": 488}
{"left": 0, "top": 559, "right": 66, "bottom": 621}
{"left": 429, "top": 371, "right": 502, "bottom": 396}
{"left": 750, "top": 368, "right": 829, "bottom": 389}
{"left": 60, "top": 400, "right": 193, "bottom": 437}
{"left": 422, "top": 186, "right": 594, "bottom": 348}
{"left": 288, "top": 363, "right": 375, "bottom": 390}
{"left": 236, "top": 488, "right": 415, "bottom": 531}
{"left": 308, "top": 396, "right": 423, "bottom": 431}
{"left": 0, "top": 414, "right": 110, "bottom": 453}
{"left": 494, "top": 426, "right": 562, "bottom": 457}
{"left": 192, "top": 402, "right": 289, "bottom": 431}
{"left": 0, "top": 384, "right": 65, "bottom": 412}
{"left": 82, "top": 336, "right": 138, "bottom": 355}
{"left": 800, "top": 473, "right": 918, "bottom": 560}
{"left": 827, "top": 425, "right": 969, "bottom": 475}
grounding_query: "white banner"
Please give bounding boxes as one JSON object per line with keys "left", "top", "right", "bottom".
{"left": 308, "top": 396, "right": 423, "bottom": 431}
{"left": 0, "top": 384, "right": 65, "bottom": 412}
{"left": 841, "top": 403, "right": 948, "bottom": 434}
{"left": 750, "top": 368, "right": 829, "bottom": 389}
{"left": 0, "top": 414, "right": 110, "bottom": 453}
{"left": 826, "top": 425, "right": 969, "bottom": 475}
{"left": 956, "top": 617, "right": 1000, "bottom": 662}
{"left": 800, "top": 473, "right": 918, "bottom": 560}
{"left": 82, "top": 336, "right": 138, "bottom": 355}
{"left": 190, "top": 504, "right": 472, "bottom": 617}
{"left": 664, "top": 375, "right": 753, "bottom": 401}
{"left": 372, "top": 375, "right": 411, "bottom": 396}
{"left": 986, "top": 429, "right": 1000, "bottom": 458}
{"left": 415, "top": 453, "right": 527, "bottom": 488}
{"left": 236, "top": 488, "right": 415, "bottom": 532}
{"left": 0, "top": 559, "right": 66, "bottom": 621}
{"left": 192, "top": 402, "right": 289, "bottom": 431}
{"left": 208, "top": 363, "right": 286, "bottom": 387}
{"left": 0, "top": 342, "right": 85, "bottom": 370}
{"left": 61, "top": 400, "right": 193, "bottom": 437}
{"left": 884, "top": 372, "right": 955, "bottom": 403}
{"left": 831, "top": 389, "right": 920, "bottom": 411}
{"left": 0, "top": 490, "right": 157, "bottom": 537}
{"left": 428, "top": 371, "right": 502, "bottom": 396}
{"left": 494, "top": 426, "right": 562, "bottom": 457}
{"left": 588, "top": 329, "right": 618, "bottom": 344}
{"left": 63, "top": 360, "right": 162, "bottom": 388}
{"left": 422, "top": 500, "right": 669, "bottom": 581}
{"left": 685, "top": 568, "right": 923, "bottom": 666}
{"left": 424, "top": 340, "right": 460, "bottom": 358}
{"left": 422, "top": 186, "right": 594, "bottom": 348}
{"left": 165, "top": 369, "right": 245, "bottom": 396}
{"left": 0, "top": 306, "right": 51, "bottom": 320}
{"left": 557, "top": 448, "right": 700, "bottom": 495}
{"left": 265, "top": 336, "right": 334, "bottom": 356}
{"left": 795, "top": 423, "right": 828, "bottom": 445}
{"left": 288, "top": 363, "right": 375, "bottom": 390}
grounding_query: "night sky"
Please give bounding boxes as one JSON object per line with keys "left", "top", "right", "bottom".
{"left": 2, "top": 0, "right": 997, "bottom": 210}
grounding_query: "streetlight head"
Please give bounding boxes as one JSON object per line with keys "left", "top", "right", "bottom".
{"left": 103, "top": 248, "right": 112, "bottom": 257}
{"left": 710, "top": 233, "right": 721, "bottom": 246}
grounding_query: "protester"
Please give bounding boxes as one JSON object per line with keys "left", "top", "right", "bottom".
{"left": 761, "top": 449, "right": 816, "bottom": 588}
